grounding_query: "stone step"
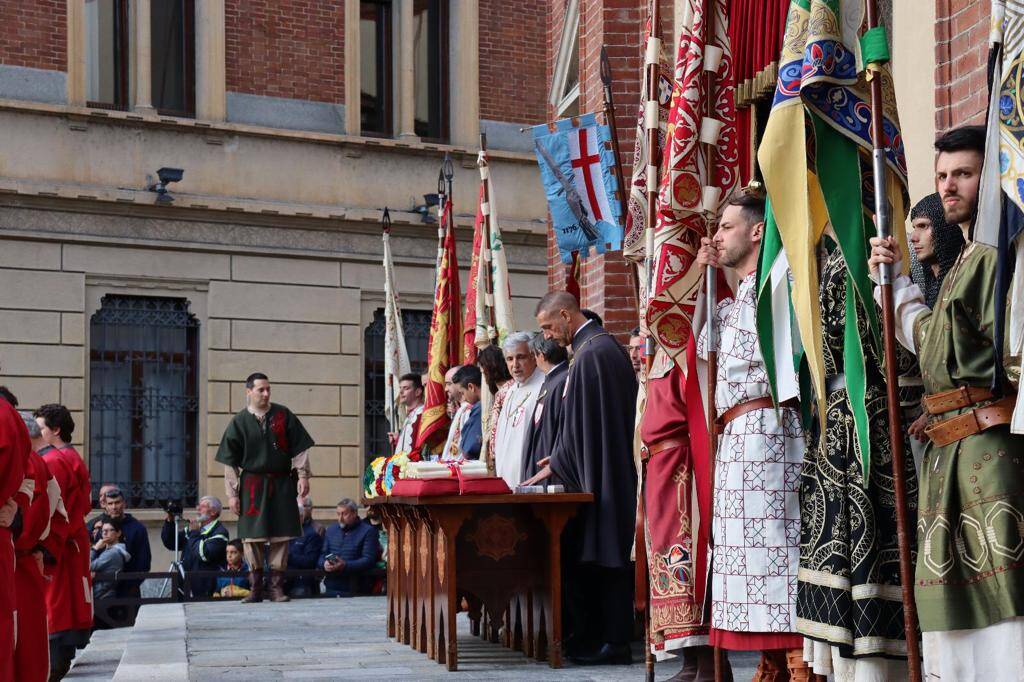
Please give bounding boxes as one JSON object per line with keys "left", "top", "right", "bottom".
{"left": 65, "top": 627, "right": 131, "bottom": 681}
{"left": 111, "top": 603, "right": 188, "bottom": 681}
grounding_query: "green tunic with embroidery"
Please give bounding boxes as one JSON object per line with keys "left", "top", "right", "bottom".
{"left": 913, "top": 243, "right": 1024, "bottom": 631}
{"left": 215, "top": 404, "right": 314, "bottom": 540}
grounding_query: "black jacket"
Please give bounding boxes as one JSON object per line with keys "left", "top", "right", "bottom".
{"left": 161, "top": 518, "right": 229, "bottom": 596}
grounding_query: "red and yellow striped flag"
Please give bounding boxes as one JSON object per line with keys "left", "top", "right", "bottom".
{"left": 415, "top": 196, "right": 463, "bottom": 452}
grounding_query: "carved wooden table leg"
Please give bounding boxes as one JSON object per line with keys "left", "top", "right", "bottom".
{"left": 399, "top": 508, "right": 415, "bottom": 646}
{"left": 381, "top": 506, "right": 400, "bottom": 639}
{"left": 414, "top": 508, "right": 434, "bottom": 655}
{"left": 430, "top": 506, "right": 470, "bottom": 672}
{"left": 537, "top": 507, "right": 571, "bottom": 668}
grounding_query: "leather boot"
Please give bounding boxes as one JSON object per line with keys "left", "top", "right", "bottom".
{"left": 694, "top": 646, "right": 732, "bottom": 682}
{"left": 267, "top": 571, "right": 290, "bottom": 602}
{"left": 753, "top": 649, "right": 790, "bottom": 682}
{"left": 662, "top": 645, "right": 700, "bottom": 682}
{"left": 785, "top": 647, "right": 818, "bottom": 682}
{"left": 241, "top": 570, "right": 263, "bottom": 603}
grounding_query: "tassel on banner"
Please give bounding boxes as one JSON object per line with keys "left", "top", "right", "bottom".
{"left": 700, "top": 118, "right": 724, "bottom": 145}
{"left": 704, "top": 45, "right": 723, "bottom": 71}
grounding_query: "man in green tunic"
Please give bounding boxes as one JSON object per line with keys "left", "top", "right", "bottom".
{"left": 870, "top": 126, "right": 1024, "bottom": 679}
{"left": 216, "top": 372, "right": 315, "bottom": 603}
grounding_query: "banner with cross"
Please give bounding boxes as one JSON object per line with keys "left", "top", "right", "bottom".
{"left": 531, "top": 112, "right": 624, "bottom": 264}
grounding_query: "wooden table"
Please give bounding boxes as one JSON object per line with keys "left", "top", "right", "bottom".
{"left": 368, "top": 493, "right": 591, "bottom": 671}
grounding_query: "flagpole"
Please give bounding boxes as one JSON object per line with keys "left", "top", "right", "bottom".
{"left": 635, "top": 2, "right": 660, "bottom": 681}
{"left": 700, "top": 0, "right": 724, "bottom": 679}
{"left": 435, "top": 164, "right": 448, "bottom": 291}
{"left": 863, "top": 4, "right": 922, "bottom": 680}
{"left": 383, "top": 206, "right": 400, "bottom": 456}
{"left": 478, "top": 133, "right": 499, "bottom": 344}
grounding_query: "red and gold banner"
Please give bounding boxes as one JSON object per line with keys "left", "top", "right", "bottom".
{"left": 415, "top": 196, "right": 463, "bottom": 452}
{"left": 463, "top": 185, "right": 485, "bottom": 365}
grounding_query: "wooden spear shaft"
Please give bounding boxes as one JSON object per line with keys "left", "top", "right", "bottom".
{"left": 863, "top": 4, "right": 922, "bottom": 680}
{"left": 701, "top": 1, "right": 723, "bottom": 679}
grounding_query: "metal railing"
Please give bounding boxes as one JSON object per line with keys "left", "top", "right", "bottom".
{"left": 92, "top": 567, "right": 387, "bottom": 629}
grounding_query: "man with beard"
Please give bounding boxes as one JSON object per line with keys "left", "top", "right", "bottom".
{"left": 870, "top": 125, "right": 1024, "bottom": 680}
{"left": 526, "top": 291, "right": 638, "bottom": 665}
{"left": 694, "top": 193, "right": 810, "bottom": 680}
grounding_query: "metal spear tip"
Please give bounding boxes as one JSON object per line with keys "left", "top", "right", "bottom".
{"left": 442, "top": 154, "right": 454, "bottom": 182}
{"left": 437, "top": 166, "right": 446, "bottom": 195}
{"left": 600, "top": 45, "right": 613, "bottom": 86}
{"left": 382, "top": 207, "right": 392, "bottom": 233}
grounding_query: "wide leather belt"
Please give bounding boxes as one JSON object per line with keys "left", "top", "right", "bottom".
{"left": 641, "top": 438, "right": 686, "bottom": 460}
{"left": 716, "top": 396, "right": 798, "bottom": 434}
{"left": 924, "top": 395, "right": 1016, "bottom": 447}
{"left": 923, "top": 386, "right": 995, "bottom": 416}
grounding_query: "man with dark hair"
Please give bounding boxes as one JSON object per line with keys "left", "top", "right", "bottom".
{"left": 627, "top": 327, "right": 645, "bottom": 379}
{"left": 694, "top": 193, "right": 809, "bottom": 678}
{"left": 521, "top": 335, "right": 570, "bottom": 482}
{"left": 318, "top": 499, "right": 380, "bottom": 597}
{"left": 389, "top": 372, "right": 425, "bottom": 454}
{"left": 870, "top": 124, "right": 1024, "bottom": 679}
{"left": 451, "top": 365, "right": 482, "bottom": 460}
{"left": 0, "top": 386, "right": 17, "bottom": 406}
{"left": 33, "top": 403, "right": 93, "bottom": 677}
{"left": 528, "top": 290, "right": 638, "bottom": 665}
{"left": 90, "top": 486, "right": 150, "bottom": 624}
{"left": 580, "top": 308, "right": 604, "bottom": 328}
{"left": 215, "top": 373, "right": 315, "bottom": 604}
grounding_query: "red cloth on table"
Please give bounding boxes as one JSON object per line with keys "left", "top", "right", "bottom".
{"left": 41, "top": 445, "right": 94, "bottom": 636}
{"left": 0, "top": 399, "right": 30, "bottom": 682}
{"left": 15, "top": 454, "right": 53, "bottom": 682}
{"left": 641, "top": 361, "right": 712, "bottom": 655}
{"left": 390, "top": 478, "right": 459, "bottom": 497}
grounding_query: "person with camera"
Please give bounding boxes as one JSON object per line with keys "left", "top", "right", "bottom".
{"left": 161, "top": 496, "right": 229, "bottom": 597}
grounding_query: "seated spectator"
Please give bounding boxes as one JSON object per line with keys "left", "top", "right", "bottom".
{"left": 287, "top": 496, "right": 324, "bottom": 598}
{"left": 90, "top": 519, "right": 130, "bottom": 601}
{"left": 215, "top": 540, "right": 251, "bottom": 599}
{"left": 161, "top": 496, "right": 229, "bottom": 597}
{"left": 317, "top": 499, "right": 381, "bottom": 597}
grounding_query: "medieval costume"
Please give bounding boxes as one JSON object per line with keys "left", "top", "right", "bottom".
{"left": 40, "top": 442, "right": 93, "bottom": 678}
{"left": 394, "top": 403, "right": 424, "bottom": 454}
{"left": 15, "top": 449, "right": 57, "bottom": 682}
{"left": 486, "top": 380, "right": 513, "bottom": 461}
{"left": 550, "top": 320, "right": 638, "bottom": 661}
{"left": 521, "top": 360, "right": 569, "bottom": 482}
{"left": 217, "top": 403, "right": 314, "bottom": 603}
{"left": 0, "top": 398, "right": 29, "bottom": 682}
{"left": 884, "top": 241, "right": 1024, "bottom": 681}
{"left": 640, "top": 351, "right": 712, "bottom": 662}
{"left": 493, "top": 367, "right": 544, "bottom": 487}
{"left": 697, "top": 272, "right": 807, "bottom": 671}
{"left": 442, "top": 401, "right": 470, "bottom": 461}
{"left": 908, "top": 193, "right": 967, "bottom": 309}
{"left": 798, "top": 249, "right": 918, "bottom": 680}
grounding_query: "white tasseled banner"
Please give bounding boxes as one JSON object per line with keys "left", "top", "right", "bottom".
{"left": 481, "top": 201, "right": 491, "bottom": 216}
{"left": 704, "top": 45, "right": 724, "bottom": 72}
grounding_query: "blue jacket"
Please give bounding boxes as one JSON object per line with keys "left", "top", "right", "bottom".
{"left": 215, "top": 561, "right": 251, "bottom": 594}
{"left": 288, "top": 518, "right": 324, "bottom": 569}
{"left": 460, "top": 402, "right": 482, "bottom": 459}
{"left": 317, "top": 518, "right": 380, "bottom": 594}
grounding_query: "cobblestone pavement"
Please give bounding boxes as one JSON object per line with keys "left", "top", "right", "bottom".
{"left": 69, "top": 596, "right": 759, "bottom": 680}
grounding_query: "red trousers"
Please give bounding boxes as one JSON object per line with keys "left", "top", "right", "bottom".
{"left": 15, "top": 553, "right": 49, "bottom": 682}
{"left": 0, "top": 530, "right": 15, "bottom": 682}
{"left": 45, "top": 530, "right": 93, "bottom": 635}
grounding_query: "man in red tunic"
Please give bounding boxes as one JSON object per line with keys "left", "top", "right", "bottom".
{"left": 14, "top": 409, "right": 54, "bottom": 682}
{"left": 0, "top": 389, "right": 30, "bottom": 682}
{"left": 34, "top": 404, "right": 93, "bottom": 680}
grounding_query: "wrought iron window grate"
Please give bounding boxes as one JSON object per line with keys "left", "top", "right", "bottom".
{"left": 89, "top": 295, "right": 199, "bottom": 509}
{"left": 364, "top": 308, "right": 431, "bottom": 466}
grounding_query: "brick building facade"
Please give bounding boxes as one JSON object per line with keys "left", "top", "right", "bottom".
{"left": 0, "top": 0, "right": 549, "bottom": 563}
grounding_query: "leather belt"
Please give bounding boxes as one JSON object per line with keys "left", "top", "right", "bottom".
{"left": 716, "top": 397, "right": 798, "bottom": 434}
{"left": 923, "top": 386, "right": 995, "bottom": 416}
{"left": 641, "top": 438, "right": 686, "bottom": 460}
{"left": 924, "top": 395, "right": 1016, "bottom": 447}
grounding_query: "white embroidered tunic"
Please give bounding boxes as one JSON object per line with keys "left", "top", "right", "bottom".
{"left": 697, "top": 272, "right": 804, "bottom": 635}
{"left": 493, "top": 369, "right": 545, "bottom": 487}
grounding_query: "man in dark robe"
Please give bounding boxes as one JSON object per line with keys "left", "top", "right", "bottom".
{"left": 520, "top": 334, "right": 569, "bottom": 483}
{"left": 216, "top": 372, "right": 315, "bottom": 603}
{"left": 527, "top": 291, "right": 638, "bottom": 665}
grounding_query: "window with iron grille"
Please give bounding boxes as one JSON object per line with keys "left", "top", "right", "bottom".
{"left": 89, "top": 295, "right": 199, "bottom": 509}
{"left": 363, "top": 308, "right": 431, "bottom": 466}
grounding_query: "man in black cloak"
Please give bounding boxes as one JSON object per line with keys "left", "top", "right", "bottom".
{"left": 526, "top": 291, "right": 638, "bottom": 666}
{"left": 520, "top": 334, "right": 569, "bottom": 483}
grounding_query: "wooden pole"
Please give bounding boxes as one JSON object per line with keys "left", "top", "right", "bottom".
{"left": 700, "top": 1, "right": 723, "bottom": 679}
{"left": 863, "top": 4, "right": 922, "bottom": 680}
{"left": 478, "top": 133, "right": 499, "bottom": 343}
{"left": 601, "top": 45, "right": 644, "bottom": 310}
{"left": 636, "top": 3, "right": 661, "bottom": 681}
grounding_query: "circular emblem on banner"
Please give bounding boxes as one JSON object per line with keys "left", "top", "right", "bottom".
{"left": 655, "top": 313, "right": 690, "bottom": 350}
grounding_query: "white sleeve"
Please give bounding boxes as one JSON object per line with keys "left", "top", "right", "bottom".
{"left": 872, "top": 275, "right": 928, "bottom": 354}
